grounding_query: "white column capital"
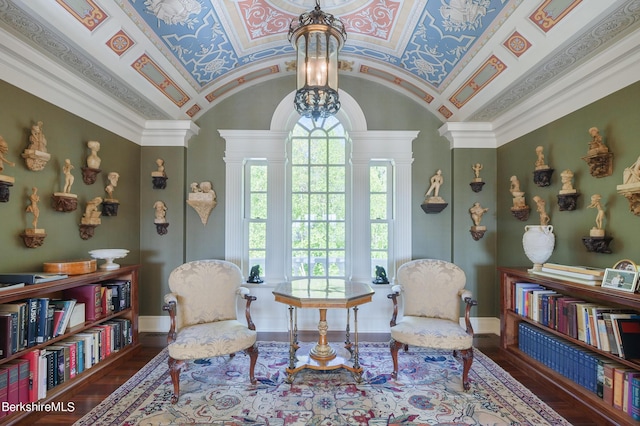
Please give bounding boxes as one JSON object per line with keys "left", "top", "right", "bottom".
{"left": 141, "top": 120, "right": 200, "bottom": 147}
{"left": 438, "top": 122, "right": 496, "bottom": 149}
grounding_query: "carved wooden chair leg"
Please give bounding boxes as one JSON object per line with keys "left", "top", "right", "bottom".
{"left": 168, "top": 356, "right": 184, "bottom": 404}
{"left": 390, "top": 339, "right": 403, "bottom": 379}
{"left": 246, "top": 343, "right": 259, "bottom": 385}
{"left": 459, "top": 347, "right": 474, "bottom": 391}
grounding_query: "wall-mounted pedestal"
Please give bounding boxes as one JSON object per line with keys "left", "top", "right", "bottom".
{"left": 0, "top": 179, "right": 14, "bottom": 202}
{"left": 155, "top": 222, "right": 169, "bottom": 235}
{"left": 557, "top": 193, "right": 579, "bottom": 211}
{"left": 469, "top": 181, "right": 485, "bottom": 193}
{"left": 582, "top": 236, "right": 613, "bottom": 254}
{"left": 81, "top": 167, "right": 101, "bottom": 185}
{"left": 79, "top": 224, "right": 98, "bottom": 240}
{"left": 51, "top": 193, "right": 78, "bottom": 212}
{"left": 617, "top": 183, "right": 640, "bottom": 216}
{"left": 102, "top": 201, "right": 119, "bottom": 216}
{"left": 152, "top": 176, "right": 168, "bottom": 189}
{"left": 21, "top": 149, "right": 50, "bottom": 171}
{"left": 21, "top": 229, "right": 46, "bottom": 248}
{"left": 510, "top": 206, "right": 530, "bottom": 221}
{"left": 470, "top": 226, "right": 486, "bottom": 241}
{"left": 421, "top": 197, "right": 448, "bottom": 214}
{"left": 533, "top": 168, "right": 554, "bottom": 187}
{"left": 582, "top": 152, "right": 613, "bottom": 178}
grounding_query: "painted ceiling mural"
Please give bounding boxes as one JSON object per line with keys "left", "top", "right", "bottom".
{"left": 2, "top": 0, "right": 639, "bottom": 125}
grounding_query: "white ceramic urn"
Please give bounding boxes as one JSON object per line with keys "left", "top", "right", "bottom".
{"left": 522, "top": 225, "right": 555, "bottom": 271}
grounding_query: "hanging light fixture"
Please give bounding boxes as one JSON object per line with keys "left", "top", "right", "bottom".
{"left": 288, "top": 0, "right": 347, "bottom": 120}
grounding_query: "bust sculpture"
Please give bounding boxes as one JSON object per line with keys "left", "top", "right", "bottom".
{"left": 86, "top": 141, "right": 101, "bottom": 169}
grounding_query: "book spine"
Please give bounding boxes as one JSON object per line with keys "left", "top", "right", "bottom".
{"left": 6, "top": 364, "right": 18, "bottom": 405}
{"left": 19, "top": 349, "right": 39, "bottom": 403}
{"left": 0, "top": 369, "right": 7, "bottom": 419}
{"left": 27, "top": 298, "right": 38, "bottom": 348}
{"left": 45, "top": 351, "right": 55, "bottom": 390}
{"left": 632, "top": 376, "right": 640, "bottom": 420}
{"left": 35, "top": 298, "right": 49, "bottom": 344}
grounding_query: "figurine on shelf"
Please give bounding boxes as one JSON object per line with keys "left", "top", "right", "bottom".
{"left": 557, "top": 169, "right": 579, "bottom": 211}
{"left": 470, "top": 162, "right": 485, "bottom": 192}
{"left": 622, "top": 155, "right": 640, "bottom": 186}
{"left": 469, "top": 202, "right": 489, "bottom": 240}
{"left": 533, "top": 195, "right": 550, "bottom": 226}
{"left": 509, "top": 175, "right": 529, "bottom": 220}
{"left": 587, "top": 127, "right": 608, "bottom": 155}
{"left": 82, "top": 140, "right": 102, "bottom": 184}
{"left": 151, "top": 158, "right": 168, "bottom": 189}
{"left": 52, "top": 159, "right": 78, "bottom": 212}
{"left": 81, "top": 196, "right": 103, "bottom": 225}
{"left": 21, "top": 121, "right": 51, "bottom": 171}
{"left": 372, "top": 265, "right": 389, "bottom": 284}
{"left": 247, "top": 265, "right": 264, "bottom": 284}
{"left": 105, "top": 172, "right": 119, "bottom": 201}
{"left": 87, "top": 140, "right": 101, "bottom": 169}
{"left": 534, "top": 146, "right": 548, "bottom": 170}
{"left": 0, "top": 136, "right": 15, "bottom": 175}
{"left": 21, "top": 186, "right": 47, "bottom": 247}
{"left": 187, "top": 181, "right": 218, "bottom": 225}
{"left": 153, "top": 200, "right": 167, "bottom": 223}
{"left": 421, "top": 169, "right": 448, "bottom": 213}
{"left": 533, "top": 146, "right": 554, "bottom": 186}
{"left": 587, "top": 194, "right": 605, "bottom": 236}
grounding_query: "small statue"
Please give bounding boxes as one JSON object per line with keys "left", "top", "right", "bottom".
{"left": 247, "top": 265, "right": 264, "bottom": 283}
{"left": 469, "top": 202, "right": 489, "bottom": 227}
{"left": 587, "top": 127, "right": 608, "bottom": 155}
{"left": 533, "top": 195, "right": 550, "bottom": 226}
{"left": 509, "top": 175, "right": 526, "bottom": 209}
{"left": 28, "top": 121, "right": 47, "bottom": 152}
{"left": 587, "top": 194, "right": 605, "bottom": 237}
{"left": 559, "top": 169, "right": 576, "bottom": 194}
{"left": 0, "top": 136, "right": 15, "bottom": 175}
{"left": 425, "top": 169, "right": 443, "bottom": 200}
{"left": 86, "top": 141, "right": 101, "bottom": 169}
{"left": 25, "top": 187, "right": 41, "bottom": 230}
{"left": 105, "top": 172, "right": 120, "bottom": 201}
{"left": 622, "top": 155, "right": 640, "bottom": 186}
{"left": 153, "top": 200, "right": 167, "bottom": 223}
{"left": 472, "top": 163, "right": 483, "bottom": 182}
{"left": 372, "top": 265, "right": 389, "bottom": 284}
{"left": 534, "top": 146, "right": 548, "bottom": 170}
{"left": 62, "top": 159, "right": 75, "bottom": 194}
{"left": 81, "top": 196, "right": 103, "bottom": 225}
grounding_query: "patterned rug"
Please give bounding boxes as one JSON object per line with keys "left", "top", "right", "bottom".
{"left": 75, "top": 341, "right": 570, "bottom": 425}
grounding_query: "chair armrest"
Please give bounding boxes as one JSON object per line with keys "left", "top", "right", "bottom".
{"left": 459, "top": 290, "right": 478, "bottom": 336}
{"left": 238, "top": 287, "right": 257, "bottom": 331}
{"left": 162, "top": 293, "right": 178, "bottom": 344}
{"left": 387, "top": 285, "right": 403, "bottom": 327}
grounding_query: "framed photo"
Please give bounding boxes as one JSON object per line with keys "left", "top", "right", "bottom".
{"left": 613, "top": 259, "right": 638, "bottom": 272}
{"left": 602, "top": 267, "right": 639, "bottom": 293}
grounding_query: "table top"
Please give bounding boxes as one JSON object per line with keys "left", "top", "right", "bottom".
{"left": 273, "top": 279, "right": 374, "bottom": 308}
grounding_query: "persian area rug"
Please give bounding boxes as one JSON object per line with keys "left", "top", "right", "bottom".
{"left": 75, "top": 342, "right": 570, "bottom": 425}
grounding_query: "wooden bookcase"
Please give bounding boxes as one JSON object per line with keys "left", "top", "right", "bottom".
{"left": 499, "top": 267, "right": 640, "bottom": 425}
{"left": 0, "top": 265, "right": 140, "bottom": 425}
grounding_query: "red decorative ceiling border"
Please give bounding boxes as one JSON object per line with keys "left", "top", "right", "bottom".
{"left": 205, "top": 65, "right": 280, "bottom": 102}
{"left": 503, "top": 31, "right": 532, "bottom": 58}
{"left": 449, "top": 55, "right": 506, "bottom": 109}
{"left": 530, "top": 0, "right": 583, "bottom": 33}
{"left": 359, "top": 65, "right": 434, "bottom": 104}
{"left": 132, "top": 54, "right": 190, "bottom": 107}
{"left": 106, "top": 30, "right": 135, "bottom": 57}
{"left": 56, "top": 0, "right": 107, "bottom": 30}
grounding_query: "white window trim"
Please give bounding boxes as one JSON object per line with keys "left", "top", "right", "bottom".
{"left": 220, "top": 90, "right": 418, "bottom": 283}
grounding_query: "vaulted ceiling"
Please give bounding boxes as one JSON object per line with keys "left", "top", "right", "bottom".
{"left": 1, "top": 0, "right": 639, "bottom": 145}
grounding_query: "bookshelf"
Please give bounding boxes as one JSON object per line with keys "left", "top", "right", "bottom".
{"left": 499, "top": 267, "right": 640, "bottom": 425}
{"left": 0, "top": 265, "right": 140, "bottom": 425}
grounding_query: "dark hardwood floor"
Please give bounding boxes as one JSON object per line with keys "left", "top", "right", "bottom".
{"left": 20, "top": 332, "right": 605, "bottom": 425}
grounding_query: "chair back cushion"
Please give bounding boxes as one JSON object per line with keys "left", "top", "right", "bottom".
{"left": 397, "top": 259, "right": 466, "bottom": 321}
{"left": 168, "top": 259, "right": 243, "bottom": 327}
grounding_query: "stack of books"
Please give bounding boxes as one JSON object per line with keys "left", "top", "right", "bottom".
{"left": 532, "top": 263, "right": 605, "bottom": 286}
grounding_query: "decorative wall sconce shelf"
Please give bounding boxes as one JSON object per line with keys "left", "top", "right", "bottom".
{"left": 81, "top": 167, "right": 101, "bottom": 185}
{"left": 581, "top": 236, "right": 613, "bottom": 254}
{"left": 421, "top": 201, "right": 447, "bottom": 214}
{"left": 557, "top": 193, "right": 579, "bottom": 211}
{"left": 155, "top": 223, "right": 169, "bottom": 235}
{"left": 470, "top": 228, "right": 486, "bottom": 241}
{"left": 152, "top": 176, "right": 168, "bottom": 189}
{"left": 79, "top": 224, "right": 98, "bottom": 240}
{"left": 21, "top": 150, "right": 50, "bottom": 171}
{"left": 51, "top": 194, "right": 78, "bottom": 212}
{"left": 582, "top": 152, "right": 613, "bottom": 178}
{"left": 510, "top": 206, "right": 530, "bottom": 221}
{"left": 187, "top": 181, "right": 217, "bottom": 225}
{"left": 469, "top": 181, "right": 485, "bottom": 192}
{"left": 20, "top": 229, "right": 46, "bottom": 248}
{"left": 0, "top": 180, "right": 13, "bottom": 202}
{"left": 533, "top": 168, "right": 554, "bottom": 187}
{"left": 102, "top": 201, "right": 119, "bottom": 216}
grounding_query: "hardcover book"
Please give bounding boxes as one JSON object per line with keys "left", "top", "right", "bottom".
{"left": 50, "top": 299, "right": 77, "bottom": 336}
{"left": 0, "top": 312, "right": 17, "bottom": 358}
{"left": 18, "top": 349, "right": 40, "bottom": 403}
{"left": 6, "top": 359, "right": 30, "bottom": 403}
{"left": 63, "top": 285, "right": 102, "bottom": 321}
{"left": 615, "top": 317, "right": 640, "bottom": 360}
{"left": 0, "top": 368, "right": 7, "bottom": 418}
{"left": 0, "top": 362, "right": 19, "bottom": 405}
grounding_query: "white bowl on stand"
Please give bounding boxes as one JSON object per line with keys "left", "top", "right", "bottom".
{"left": 89, "top": 249, "right": 130, "bottom": 270}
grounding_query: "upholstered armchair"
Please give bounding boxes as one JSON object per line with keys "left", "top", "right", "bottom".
{"left": 163, "top": 260, "right": 258, "bottom": 404}
{"left": 388, "top": 259, "right": 477, "bottom": 390}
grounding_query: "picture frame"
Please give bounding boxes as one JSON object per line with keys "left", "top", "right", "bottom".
{"left": 613, "top": 259, "right": 638, "bottom": 272}
{"left": 601, "top": 267, "right": 639, "bottom": 293}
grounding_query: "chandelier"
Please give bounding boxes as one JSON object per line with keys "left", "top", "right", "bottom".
{"left": 288, "top": 1, "right": 347, "bottom": 120}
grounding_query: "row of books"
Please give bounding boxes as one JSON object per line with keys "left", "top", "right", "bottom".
{"left": 536, "top": 263, "right": 605, "bottom": 285}
{"left": 0, "top": 280, "right": 131, "bottom": 359}
{"left": 0, "top": 318, "right": 132, "bottom": 418}
{"left": 519, "top": 323, "right": 640, "bottom": 420}
{"left": 511, "top": 282, "right": 640, "bottom": 359}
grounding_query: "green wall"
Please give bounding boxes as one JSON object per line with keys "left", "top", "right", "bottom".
{"left": 497, "top": 80, "right": 640, "bottom": 269}
{"left": 0, "top": 81, "right": 140, "bottom": 272}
